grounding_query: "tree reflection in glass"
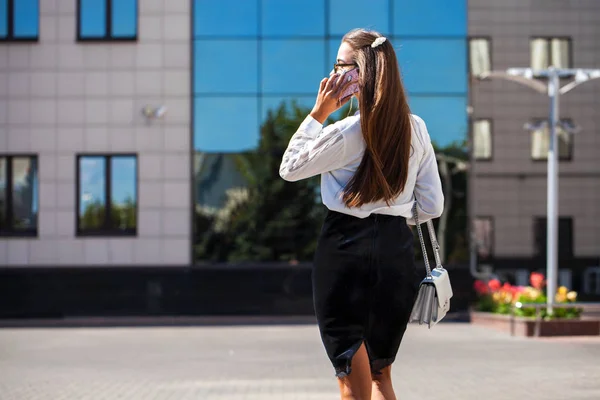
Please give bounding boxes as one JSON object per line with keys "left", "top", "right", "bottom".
{"left": 193, "top": 101, "right": 352, "bottom": 263}
{"left": 110, "top": 156, "right": 137, "bottom": 230}
{"left": 11, "top": 157, "right": 38, "bottom": 230}
{"left": 79, "top": 156, "right": 107, "bottom": 230}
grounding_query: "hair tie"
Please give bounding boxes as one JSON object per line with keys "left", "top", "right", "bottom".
{"left": 371, "top": 37, "right": 387, "bottom": 48}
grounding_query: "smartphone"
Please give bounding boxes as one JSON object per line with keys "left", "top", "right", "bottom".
{"left": 338, "top": 68, "right": 359, "bottom": 102}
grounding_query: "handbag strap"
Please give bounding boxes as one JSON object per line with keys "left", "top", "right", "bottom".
{"left": 412, "top": 201, "right": 443, "bottom": 278}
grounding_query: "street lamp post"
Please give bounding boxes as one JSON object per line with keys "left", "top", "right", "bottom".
{"left": 477, "top": 67, "right": 600, "bottom": 315}
{"left": 546, "top": 68, "right": 560, "bottom": 317}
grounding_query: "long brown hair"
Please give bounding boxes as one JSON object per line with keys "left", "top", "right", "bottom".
{"left": 341, "top": 29, "right": 412, "bottom": 208}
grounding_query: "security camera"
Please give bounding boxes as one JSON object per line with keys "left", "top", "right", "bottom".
{"left": 141, "top": 105, "right": 155, "bottom": 118}
{"left": 155, "top": 106, "right": 167, "bottom": 119}
{"left": 141, "top": 105, "right": 168, "bottom": 120}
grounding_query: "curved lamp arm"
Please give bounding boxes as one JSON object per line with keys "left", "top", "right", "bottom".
{"left": 559, "top": 74, "right": 600, "bottom": 95}
{"left": 477, "top": 71, "right": 548, "bottom": 94}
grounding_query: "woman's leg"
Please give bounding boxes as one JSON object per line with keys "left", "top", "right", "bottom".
{"left": 337, "top": 343, "right": 372, "bottom": 400}
{"left": 366, "top": 216, "right": 418, "bottom": 400}
{"left": 371, "top": 366, "right": 396, "bottom": 400}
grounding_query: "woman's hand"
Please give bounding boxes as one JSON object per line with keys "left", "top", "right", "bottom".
{"left": 310, "top": 74, "right": 355, "bottom": 124}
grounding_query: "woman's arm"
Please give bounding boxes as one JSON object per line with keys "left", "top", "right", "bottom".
{"left": 411, "top": 117, "right": 444, "bottom": 223}
{"left": 279, "top": 115, "right": 357, "bottom": 182}
{"left": 280, "top": 73, "right": 359, "bottom": 182}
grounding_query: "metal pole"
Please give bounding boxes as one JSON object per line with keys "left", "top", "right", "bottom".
{"left": 546, "top": 67, "right": 560, "bottom": 315}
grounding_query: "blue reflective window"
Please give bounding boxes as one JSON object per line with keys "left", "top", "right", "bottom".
{"left": 111, "top": 0, "right": 136, "bottom": 38}
{"left": 329, "top": 0, "right": 389, "bottom": 36}
{"left": 193, "top": 152, "right": 248, "bottom": 210}
{"left": 11, "top": 156, "right": 38, "bottom": 231}
{"left": 261, "top": 96, "right": 315, "bottom": 122}
{"left": 0, "top": 0, "right": 7, "bottom": 38}
{"left": 393, "top": 0, "right": 466, "bottom": 36}
{"left": 0, "top": 155, "right": 39, "bottom": 236}
{"left": 194, "top": 97, "right": 259, "bottom": 152}
{"left": 194, "top": 0, "right": 258, "bottom": 37}
{"left": 262, "top": 40, "right": 326, "bottom": 94}
{"left": 79, "top": 0, "right": 106, "bottom": 38}
{"left": 110, "top": 156, "right": 137, "bottom": 230}
{"left": 262, "top": 0, "right": 325, "bottom": 37}
{"left": 408, "top": 96, "right": 468, "bottom": 146}
{"left": 194, "top": 40, "right": 259, "bottom": 94}
{"left": 79, "top": 0, "right": 137, "bottom": 40}
{"left": 77, "top": 154, "right": 137, "bottom": 235}
{"left": 1, "top": 0, "right": 39, "bottom": 40}
{"left": 78, "top": 156, "right": 107, "bottom": 231}
{"left": 397, "top": 39, "right": 467, "bottom": 94}
{"left": 14, "top": 0, "right": 38, "bottom": 37}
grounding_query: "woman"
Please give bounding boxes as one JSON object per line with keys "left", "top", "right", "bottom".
{"left": 279, "top": 29, "right": 444, "bottom": 400}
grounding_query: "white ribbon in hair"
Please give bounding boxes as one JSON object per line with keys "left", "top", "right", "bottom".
{"left": 371, "top": 37, "right": 387, "bottom": 48}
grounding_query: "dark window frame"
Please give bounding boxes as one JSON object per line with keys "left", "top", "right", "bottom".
{"left": 467, "top": 36, "right": 492, "bottom": 77}
{"left": 76, "top": 153, "right": 138, "bottom": 237}
{"left": 0, "top": 0, "right": 39, "bottom": 42}
{"left": 76, "top": 0, "right": 138, "bottom": 42}
{"left": 530, "top": 117, "right": 574, "bottom": 162}
{"left": 0, "top": 154, "right": 38, "bottom": 237}
{"left": 474, "top": 215, "right": 494, "bottom": 261}
{"left": 533, "top": 216, "right": 574, "bottom": 260}
{"left": 472, "top": 118, "right": 493, "bottom": 161}
{"left": 529, "top": 36, "right": 573, "bottom": 73}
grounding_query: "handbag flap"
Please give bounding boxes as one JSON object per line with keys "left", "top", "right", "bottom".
{"left": 431, "top": 267, "right": 453, "bottom": 312}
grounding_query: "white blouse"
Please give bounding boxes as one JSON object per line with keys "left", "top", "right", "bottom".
{"left": 279, "top": 112, "right": 444, "bottom": 224}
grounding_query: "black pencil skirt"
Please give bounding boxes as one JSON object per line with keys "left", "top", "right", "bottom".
{"left": 313, "top": 210, "right": 420, "bottom": 378}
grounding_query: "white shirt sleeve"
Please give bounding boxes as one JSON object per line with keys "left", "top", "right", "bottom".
{"left": 410, "top": 117, "right": 445, "bottom": 224}
{"left": 279, "top": 115, "right": 356, "bottom": 182}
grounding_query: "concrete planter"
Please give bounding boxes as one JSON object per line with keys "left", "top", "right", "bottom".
{"left": 469, "top": 310, "right": 600, "bottom": 337}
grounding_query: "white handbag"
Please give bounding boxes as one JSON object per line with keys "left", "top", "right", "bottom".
{"left": 408, "top": 201, "right": 453, "bottom": 328}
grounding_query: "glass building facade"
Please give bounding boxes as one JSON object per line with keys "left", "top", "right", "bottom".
{"left": 193, "top": 0, "right": 468, "bottom": 263}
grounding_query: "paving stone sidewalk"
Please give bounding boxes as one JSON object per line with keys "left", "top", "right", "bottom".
{"left": 0, "top": 322, "right": 599, "bottom": 400}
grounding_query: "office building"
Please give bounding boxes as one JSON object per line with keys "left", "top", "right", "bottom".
{"left": 469, "top": 0, "right": 600, "bottom": 296}
{"left": 2, "top": 0, "right": 472, "bottom": 316}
